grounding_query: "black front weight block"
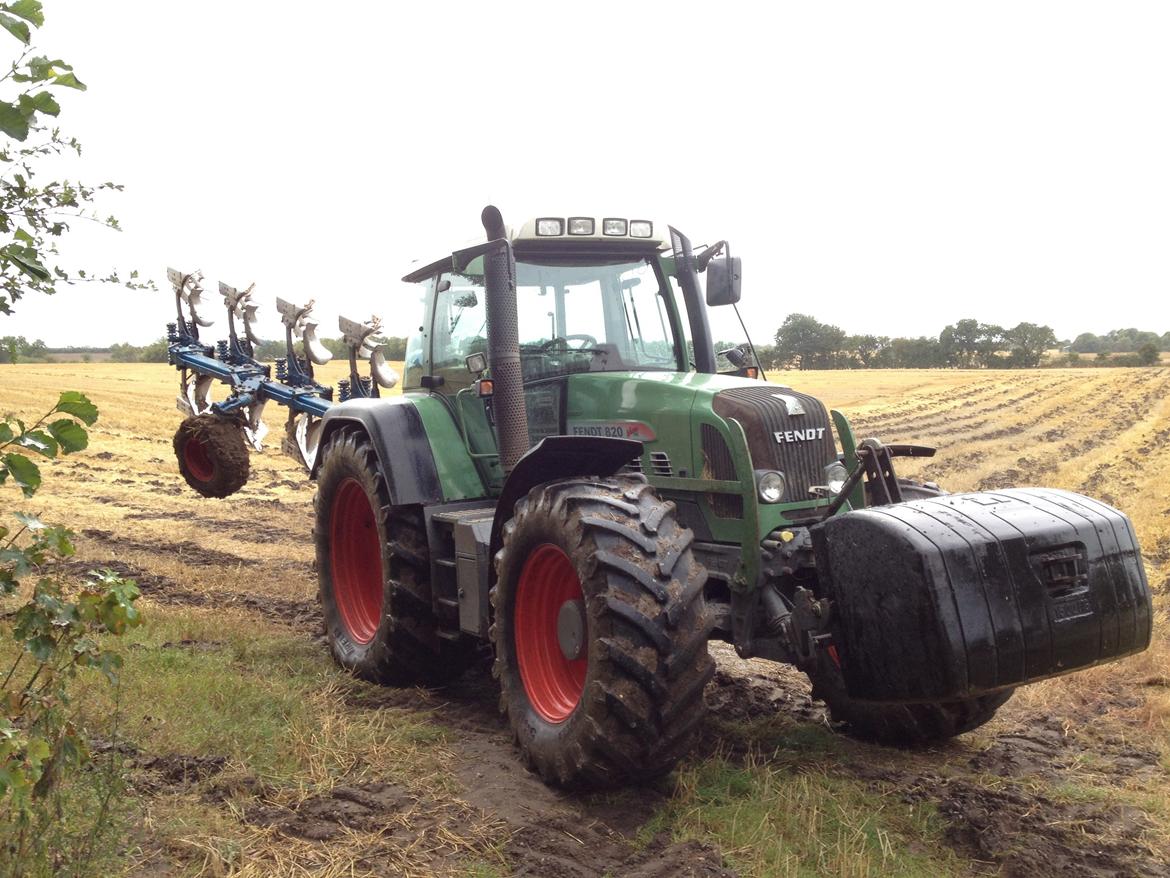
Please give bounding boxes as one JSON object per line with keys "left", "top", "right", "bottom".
{"left": 811, "top": 488, "right": 1153, "bottom": 703}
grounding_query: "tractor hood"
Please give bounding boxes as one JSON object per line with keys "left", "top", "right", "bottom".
{"left": 563, "top": 372, "right": 838, "bottom": 502}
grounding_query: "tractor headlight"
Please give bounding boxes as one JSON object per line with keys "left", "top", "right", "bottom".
{"left": 629, "top": 220, "right": 653, "bottom": 238}
{"left": 567, "top": 217, "right": 595, "bottom": 235}
{"left": 536, "top": 218, "right": 564, "bottom": 236}
{"left": 825, "top": 462, "right": 849, "bottom": 495}
{"left": 756, "top": 470, "right": 787, "bottom": 504}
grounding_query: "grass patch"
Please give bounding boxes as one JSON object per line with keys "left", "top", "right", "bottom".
{"left": 705, "top": 712, "right": 851, "bottom": 763}
{"left": 92, "top": 607, "right": 456, "bottom": 790}
{"left": 36, "top": 605, "right": 476, "bottom": 874}
{"left": 647, "top": 752, "right": 965, "bottom": 878}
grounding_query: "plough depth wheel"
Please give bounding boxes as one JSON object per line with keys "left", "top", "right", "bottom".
{"left": 173, "top": 414, "right": 250, "bottom": 498}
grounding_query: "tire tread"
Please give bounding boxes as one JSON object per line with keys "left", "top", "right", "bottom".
{"left": 492, "top": 476, "right": 713, "bottom": 788}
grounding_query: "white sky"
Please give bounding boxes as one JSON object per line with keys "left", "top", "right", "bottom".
{"left": 4, "top": 1, "right": 1168, "bottom": 346}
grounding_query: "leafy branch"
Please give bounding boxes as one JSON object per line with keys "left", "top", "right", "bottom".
{"left": 0, "top": 388, "right": 96, "bottom": 497}
{"left": 0, "top": 5, "right": 145, "bottom": 871}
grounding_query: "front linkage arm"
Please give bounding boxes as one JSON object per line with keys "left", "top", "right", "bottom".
{"left": 823, "top": 438, "right": 936, "bottom": 517}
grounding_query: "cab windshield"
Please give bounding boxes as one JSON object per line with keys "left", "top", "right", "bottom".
{"left": 431, "top": 257, "right": 681, "bottom": 385}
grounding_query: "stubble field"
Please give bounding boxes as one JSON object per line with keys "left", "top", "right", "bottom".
{"left": 1, "top": 362, "right": 1167, "bottom": 877}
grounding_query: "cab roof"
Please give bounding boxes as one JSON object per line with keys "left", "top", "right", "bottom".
{"left": 401, "top": 215, "right": 670, "bottom": 283}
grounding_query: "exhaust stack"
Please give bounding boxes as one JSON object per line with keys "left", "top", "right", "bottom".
{"left": 481, "top": 205, "right": 530, "bottom": 474}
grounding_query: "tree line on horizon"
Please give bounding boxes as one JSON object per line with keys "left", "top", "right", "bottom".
{"left": 3, "top": 320, "right": 1167, "bottom": 369}
{"left": 739, "top": 315, "right": 1169, "bottom": 371}
{"left": 0, "top": 334, "right": 412, "bottom": 363}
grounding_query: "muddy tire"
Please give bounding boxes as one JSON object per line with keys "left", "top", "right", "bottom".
{"left": 808, "top": 646, "right": 1014, "bottom": 745}
{"left": 173, "top": 414, "right": 249, "bottom": 498}
{"left": 314, "top": 430, "right": 476, "bottom": 685}
{"left": 492, "top": 476, "right": 713, "bottom": 788}
{"left": 815, "top": 477, "right": 1014, "bottom": 745}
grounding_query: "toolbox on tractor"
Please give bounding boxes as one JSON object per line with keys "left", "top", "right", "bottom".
{"left": 160, "top": 206, "right": 1154, "bottom": 788}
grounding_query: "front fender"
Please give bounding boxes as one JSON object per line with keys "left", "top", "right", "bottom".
{"left": 488, "top": 435, "right": 641, "bottom": 568}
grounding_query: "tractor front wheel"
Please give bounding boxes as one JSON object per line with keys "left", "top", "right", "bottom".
{"left": 492, "top": 477, "right": 713, "bottom": 788}
{"left": 173, "top": 414, "right": 249, "bottom": 498}
{"left": 314, "top": 430, "right": 475, "bottom": 685}
{"left": 807, "top": 646, "right": 1014, "bottom": 745}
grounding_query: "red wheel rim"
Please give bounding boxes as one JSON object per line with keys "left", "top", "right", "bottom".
{"left": 183, "top": 436, "right": 215, "bottom": 482}
{"left": 514, "top": 543, "right": 587, "bottom": 724}
{"left": 330, "top": 478, "right": 383, "bottom": 644}
{"left": 827, "top": 644, "right": 842, "bottom": 669}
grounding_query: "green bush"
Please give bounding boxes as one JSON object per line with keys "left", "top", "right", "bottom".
{"left": 1, "top": 392, "right": 142, "bottom": 875}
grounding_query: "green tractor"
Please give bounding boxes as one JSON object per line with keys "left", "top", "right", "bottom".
{"left": 167, "top": 207, "right": 1153, "bottom": 788}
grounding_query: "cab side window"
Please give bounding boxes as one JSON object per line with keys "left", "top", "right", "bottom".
{"left": 431, "top": 272, "right": 488, "bottom": 394}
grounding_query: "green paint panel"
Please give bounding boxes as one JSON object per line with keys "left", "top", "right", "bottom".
{"left": 566, "top": 372, "right": 710, "bottom": 477}
{"left": 407, "top": 392, "right": 488, "bottom": 501}
{"left": 565, "top": 372, "right": 765, "bottom": 450}
{"left": 566, "top": 372, "right": 805, "bottom": 589}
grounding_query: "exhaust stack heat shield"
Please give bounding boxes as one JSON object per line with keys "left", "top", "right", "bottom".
{"left": 811, "top": 488, "right": 1152, "bottom": 703}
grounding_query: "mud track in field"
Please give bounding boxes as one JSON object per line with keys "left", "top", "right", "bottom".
{"left": 331, "top": 641, "right": 1169, "bottom": 878}
{"left": 68, "top": 547, "right": 736, "bottom": 875}
{"left": 342, "top": 669, "right": 734, "bottom": 877}
{"left": 80, "top": 527, "right": 263, "bottom": 569}
{"left": 700, "top": 645, "right": 1170, "bottom": 877}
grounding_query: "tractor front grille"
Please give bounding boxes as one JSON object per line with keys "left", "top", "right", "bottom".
{"left": 712, "top": 386, "right": 836, "bottom": 502}
{"left": 701, "top": 423, "right": 743, "bottom": 519}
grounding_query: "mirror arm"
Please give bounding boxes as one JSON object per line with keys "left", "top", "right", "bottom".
{"left": 695, "top": 240, "right": 727, "bottom": 272}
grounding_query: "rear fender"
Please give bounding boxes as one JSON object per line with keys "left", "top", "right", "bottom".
{"left": 311, "top": 398, "right": 443, "bottom": 506}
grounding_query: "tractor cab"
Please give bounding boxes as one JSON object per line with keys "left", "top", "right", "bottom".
{"left": 401, "top": 215, "right": 748, "bottom": 393}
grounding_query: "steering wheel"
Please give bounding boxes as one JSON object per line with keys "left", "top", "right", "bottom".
{"left": 539, "top": 334, "right": 600, "bottom": 351}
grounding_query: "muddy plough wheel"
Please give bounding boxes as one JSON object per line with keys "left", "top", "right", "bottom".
{"left": 173, "top": 414, "right": 250, "bottom": 498}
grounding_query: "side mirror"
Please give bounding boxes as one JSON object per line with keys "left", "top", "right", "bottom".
{"left": 719, "top": 347, "right": 748, "bottom": 368}
{"left": 706, "top": 255, "right": 742, "bottom": 306}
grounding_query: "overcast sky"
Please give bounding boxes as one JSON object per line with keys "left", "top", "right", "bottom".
{"left": 4, "top": 1, "right": 1168, "bottom": 347}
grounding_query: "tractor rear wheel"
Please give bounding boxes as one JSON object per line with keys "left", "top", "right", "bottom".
{"left": 492, "top": 476, "right": 713, "bottom": 788}
{"left": 314, "top": 430, "right": 475, "bottom": 685}
{"left": 173, "top": 414, "right": 249, "bottom": 498}
{"left": 811, "top": 477, "right": 1014, "bottom": 745}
